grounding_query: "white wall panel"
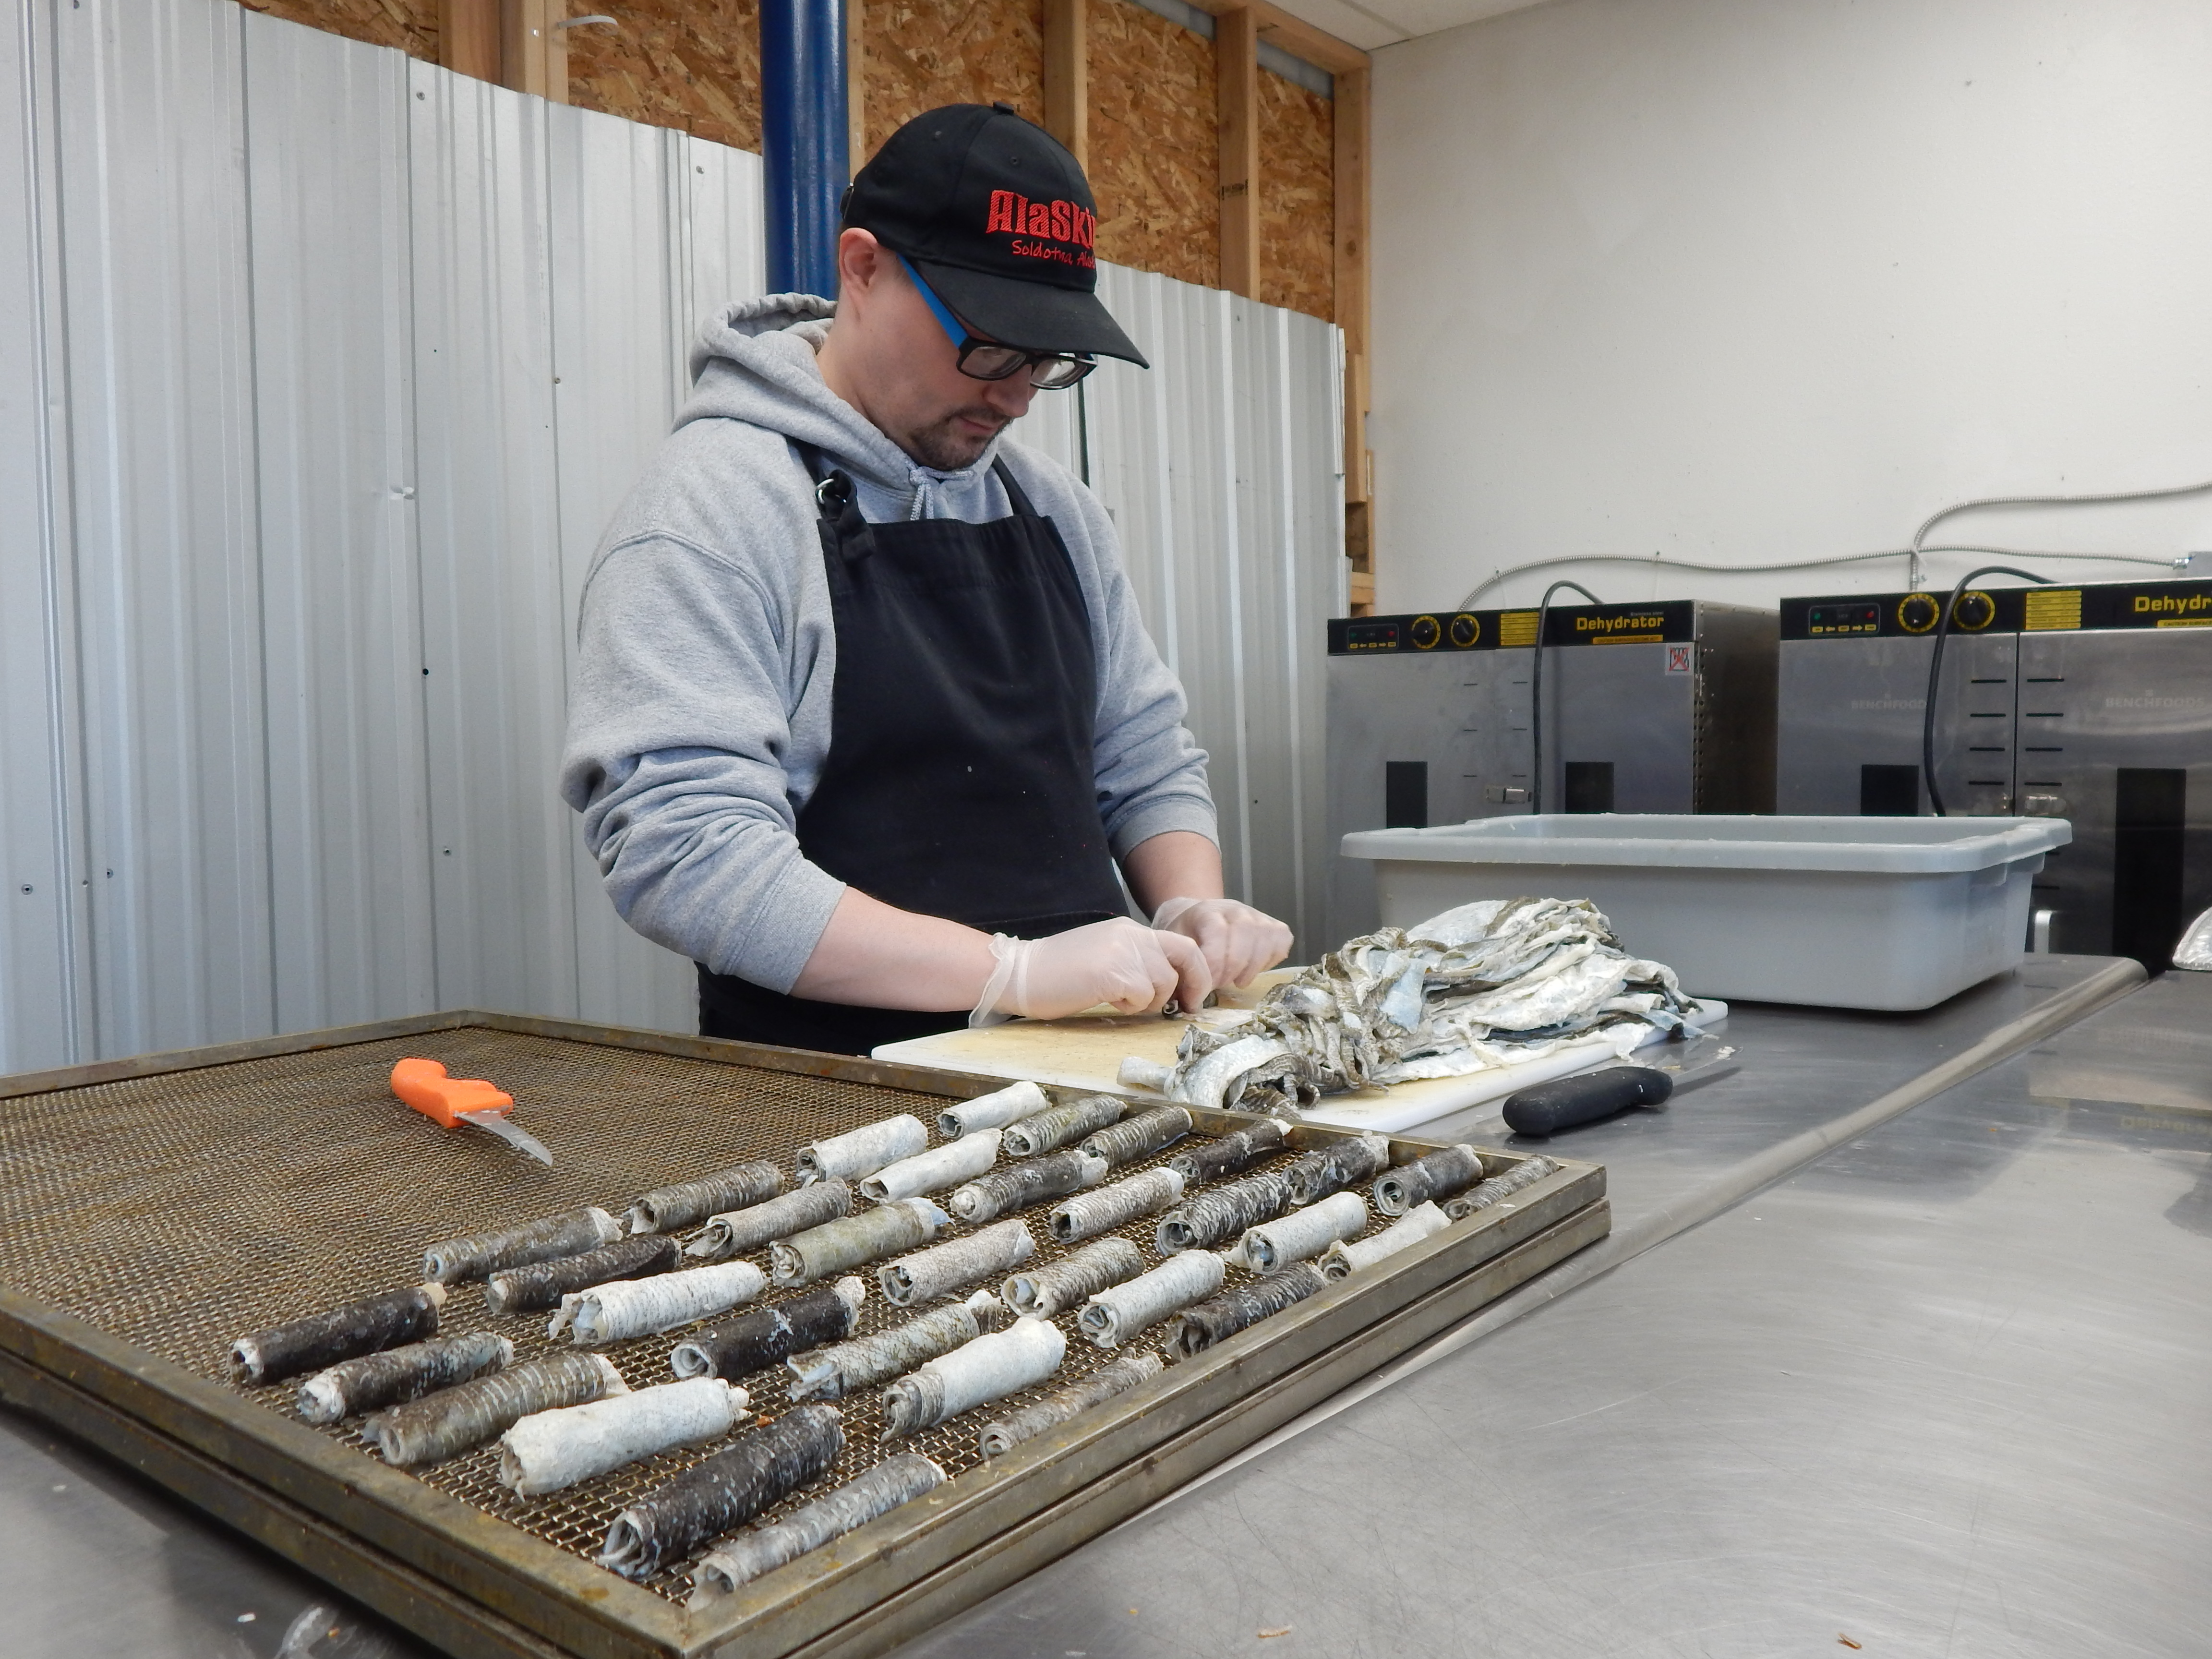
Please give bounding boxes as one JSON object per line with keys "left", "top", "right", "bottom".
{"left": 548, "top": 106, "right": 697, "bottom": 1034}
{"left": 0, "top": 0, "right": 88, "bottom": 1073}
{"left": 244, "top": 13, "right": 436, "bottom": 1033}
{"left": 1008, "top": 378, "right": 1085, "bottom": 480}
{"left": 1086, "top": 265, "right": 1345, "bottom": 959}
{"left": 409, "top": 61, "right": 581, "bottom": 1022}
{"left": 53, "top": 0, "right": 275, "bottom": 1058}
{"left": 680, "top": 134, "right": 767, "bottom": 378}
{"left": 1231, "top": 301, "right": 1344, "bottom": 955}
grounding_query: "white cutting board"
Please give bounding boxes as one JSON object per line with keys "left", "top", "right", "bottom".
{"left": 874, "top": 983, "right": 1727, "bottom": 1135}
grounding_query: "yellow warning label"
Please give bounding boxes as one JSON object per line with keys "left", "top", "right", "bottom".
{"left": 1498, "top": 611, "right": 1539, "bottom": 648}
{"left": 2154, "top": 617, "right": 2212, "bottom": 628}
{"left": 1589, "top": 632, "right": 1666, "bottom": 645}
{"left": 2023, "top": 589, "right": 2082, "bottom": 632}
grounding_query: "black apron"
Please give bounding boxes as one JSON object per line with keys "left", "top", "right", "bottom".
{"left": 697, "top": 449, "right": 1127, "bottom": 1055}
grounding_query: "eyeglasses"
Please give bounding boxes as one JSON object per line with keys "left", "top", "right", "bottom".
{"left": 902, "top": 257, "right": 1097, "bottom": 390}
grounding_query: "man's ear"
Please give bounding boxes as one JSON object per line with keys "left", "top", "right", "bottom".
{"left": 836, "top": 228, "right": 886, "bottom": 307}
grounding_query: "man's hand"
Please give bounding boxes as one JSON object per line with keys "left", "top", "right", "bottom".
{"left": 974, "top": 917, "right": 1213, "bottom": 1023}
{"left": 1151, "top": 896, "right": 1293, "bottom": 989}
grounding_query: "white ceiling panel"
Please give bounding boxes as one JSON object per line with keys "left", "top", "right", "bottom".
{"left": 1262, "top": 0, "right": 1555, "bottom": 50}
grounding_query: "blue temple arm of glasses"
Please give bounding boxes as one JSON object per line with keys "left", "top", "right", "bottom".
{"left": 900, "top": 256, "right": 970, "bottom": 349}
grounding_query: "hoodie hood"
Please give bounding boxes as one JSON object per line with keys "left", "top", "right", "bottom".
{"left": 678, "top": 293, "right": 1009, "bottom": 520}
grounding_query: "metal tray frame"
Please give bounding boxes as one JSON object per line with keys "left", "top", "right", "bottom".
{"left": 0, "top": 1010, "right": 1608, "bottom": 1659}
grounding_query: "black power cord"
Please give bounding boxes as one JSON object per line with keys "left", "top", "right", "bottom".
{"left": 1531, "top": 580, "right": 1602, "bottom": 815}
{"left": 1922, "top": 565, "right": 2050, "bottom": 817}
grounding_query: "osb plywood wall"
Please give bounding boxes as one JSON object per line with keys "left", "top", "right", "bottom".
{"left": 861, "top": 0, "right": 1046, "bottom": 163}
{"left": 1257, "top": 71, "right": 1331, "bottom": 320}
{"left": 1087, "top": 0, "right": 1216, "bottom": 292}
{"left": 569, "top": 0, "right": 763, "bottom": 151}
{"left": 236, "top": 0, "right": 1339, "bottom": 322}
{"left": 244, "top": 0, "right": 436, "bottom": 60}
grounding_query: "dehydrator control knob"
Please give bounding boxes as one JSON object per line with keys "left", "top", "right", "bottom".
{"left": 1409, "top": 614, "right": 1442, "bottom": 649}
{"left": 1897, "top": 592, "right": 1940, "bottom": 633}
{"left": 1950, "top": 590, "right": 1996, "bottom": 631}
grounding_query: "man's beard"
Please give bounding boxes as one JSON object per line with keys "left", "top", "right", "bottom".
{"left": 899, "top": 404, "right": 1010, "bottom": 471}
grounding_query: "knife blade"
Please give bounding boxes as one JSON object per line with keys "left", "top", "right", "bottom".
{"left": 453, "top": 1107, "right": 555, "bottom": 1166}
{"left": 390, "top": 1058, "right": 555, "bottom": 1165}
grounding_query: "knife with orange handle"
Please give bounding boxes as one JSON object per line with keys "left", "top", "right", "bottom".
{"left": 390, "top": 1058, "right": 554, "bottom": 1165}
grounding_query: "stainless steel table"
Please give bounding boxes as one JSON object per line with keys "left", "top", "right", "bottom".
{"left": 3, "top": 956, "right": 2172, "bottom": 1658}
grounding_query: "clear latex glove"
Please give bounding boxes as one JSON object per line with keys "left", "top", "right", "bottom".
{"left": 1150, "top": 896, "right": 1294, "bottom": 989}
{"left": 970, "top": 918, "right": 1213, "bottom": 1027}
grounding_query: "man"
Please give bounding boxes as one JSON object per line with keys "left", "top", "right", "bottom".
{"left": 561, "top": 103, "right": 1292, "bottom": 1056}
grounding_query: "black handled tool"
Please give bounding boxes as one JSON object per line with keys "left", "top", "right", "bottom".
{"left": 1502, "top": 1055, "right": 1740, "bottom": 1138}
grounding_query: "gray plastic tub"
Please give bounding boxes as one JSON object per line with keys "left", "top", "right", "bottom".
{"left": 1341, "top": 815, "right": 2074, "bottom": 1011}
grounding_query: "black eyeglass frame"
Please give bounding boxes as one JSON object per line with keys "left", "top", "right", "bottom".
{"left": 953, "top": 338, "right": 1098, "bottom": 391}
{"left": 902, "top": 255, "right": 1097, "bottom": 390}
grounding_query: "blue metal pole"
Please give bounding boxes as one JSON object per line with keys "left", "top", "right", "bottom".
{"left": 760, "top": 0, "right": 849, "bottom": 297}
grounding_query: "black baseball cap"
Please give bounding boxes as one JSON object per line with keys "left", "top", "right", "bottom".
{"left": 842, "top": 103, "right": 1150, "bottom": 368}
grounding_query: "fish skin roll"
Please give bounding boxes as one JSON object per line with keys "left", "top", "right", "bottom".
{"left": 484, "top": 1235, "right": 680, "bottom": 1316}
{"left": 1322, "top": 1202, "right": 1450, "bottom": 1281}
{"left": 297, "top": 1331, "right": 512, "bottom": 1425}
{"left": 999, "top": 1095, "right": 1126, "bottom": 1158}
{"left": 977, "top": 1349, "right": 1163, "bottom": 1457}
{"left": 1238, "top": 1190, "right": 1368, "bottom": 1274}
{"left": 1050, "top": 1167, "right": 1184, "bottom": 1243}
{"left": 498, "top": 1377, "right": 750, "bottom": 1496}
{"left": 552, "top": 1261, "right": 769, "bottom": 1346}
{"left": 1154, "top": 1170, "right": 1294, "bottom": 1253}
{"left": 880, "top": 1317, "right": 1067, "bottom": 1440}
{"left": 229, "top": 1284, "right": 446, "bottom": 1387}
{"left": 936, "top": 1080, "right": 1049, "bottom": 1141}
{"left": 1077, "top": 1251, "right": 1225, "bottom": 1348}
{"left": 670, "top": 1279, "right": 865, "bottom": 1382}
{"left": 597, "top": 1404, "right": 846, "bottom": 1581}
{"left": 625, "top": 1161, "right": 785, "bottom": 1236}
{"left": 1281, "top": 1135, "right": 1393, "bottom": 1207}
{"left": 769, "top": 1199, "right": 947, "bottom": 1287}
{"left": 948, "top": 1151, "right": 1107, "bottom": 1225}
{"left": 1077, "top": 1106, "right": 1192, "bottom": 1169}
{"left": 1167, "top": 1263, "right": 1327, "bottom": 1358}
{"left": 422, "top": 1208, "right": 623, "bottom": 1284}
{"left": 859, "top": 1131, "right": 1001, "bottom": 1204}
{"left": 1372, "top": 1144, "right": 1483, "bottom": 1216}
{"left": 370, "top": 1353, "right": 624, "bottom": 1467}
{"left": 688, "top": 1454, "right": 946, "bottom": 1603}
{"left": 796, "top": 1117, "right": 928, "bottom": 1185}
{"left": 1169, "top": 1119, "right": 1292, "bottom": 1184}
{"left": 785, "top": 1292, "right": 1002, "bottom": 1402}
{"left": 1001, "top": 1237, "right": 1144, "bottom": 1319}
{"left": 1443, "top": 1155, "right": 1561, "bottom": 1220}
{"left": 878, "top": 1219, "right": 1034, "bottom": 1307}
{"left": 686, "top": 1181, "right": 853, "bottom": 1262}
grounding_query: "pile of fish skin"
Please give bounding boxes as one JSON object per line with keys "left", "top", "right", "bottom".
{"left": 1124, "top": 897, "right": 1707, "bottom": 1116}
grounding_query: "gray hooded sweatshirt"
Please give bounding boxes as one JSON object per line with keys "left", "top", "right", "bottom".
{"left": 559, "top": 295, "right": 1216, "bottom": 994}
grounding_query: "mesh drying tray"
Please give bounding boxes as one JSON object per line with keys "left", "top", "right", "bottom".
{"left": 0, "top": 1010, "right": 1608, "bottom": 1659}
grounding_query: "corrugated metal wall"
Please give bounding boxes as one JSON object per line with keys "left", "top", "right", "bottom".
{"left": 0, "top": 0, "right": 1340, "bottom": 1074}
{"left": 1065, "top": 270, "right": 1347, "bottom": 954}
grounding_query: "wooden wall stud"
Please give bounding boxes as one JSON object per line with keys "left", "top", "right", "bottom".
{"left": 1188, "top": 0, "right": 1371, "bottom": 605}
{"left": 847, "top": 0, "right": 869, "bottom": 169}
{"left": 499, "top": 0, "right": 568, "bottom": 103}
{"left": 1214, "top": 4, "right": 1259, "bottom": 299}
{"left": 1334, "top": 63, "right": 1369, "bottom": 500}
{"left": 1043, "top": 0, "right": 1090, "bottom": 172}
{"left": 440, "top": 0, "right": 501, "bottom": 81}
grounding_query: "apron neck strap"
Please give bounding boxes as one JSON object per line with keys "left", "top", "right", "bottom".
{"left": 792, "top": 441, "right": 1040, "bottom": 523}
